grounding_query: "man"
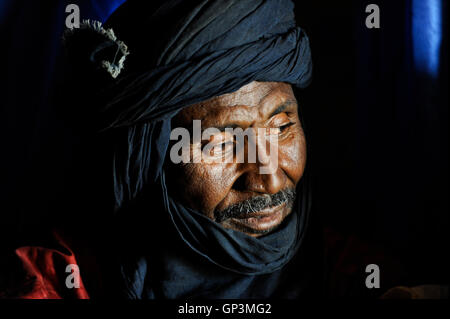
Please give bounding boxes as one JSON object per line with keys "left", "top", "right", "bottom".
{"left": 2, "top": 0, "right": 319, "bottom": 299}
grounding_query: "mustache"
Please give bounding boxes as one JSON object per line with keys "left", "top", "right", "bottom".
{"left": 214, "top": 188, "right": 296, "bottom": 223}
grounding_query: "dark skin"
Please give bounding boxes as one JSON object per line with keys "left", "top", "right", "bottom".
{"left": 167, "top": 81, "right": 307, "bottom": 237}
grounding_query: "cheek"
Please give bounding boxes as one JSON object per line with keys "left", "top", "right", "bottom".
{"left": 176, "top": 163, "right": 234, "bottom": 218}
{"left": 278, "top": 127, "right": 307, "bottom": 185}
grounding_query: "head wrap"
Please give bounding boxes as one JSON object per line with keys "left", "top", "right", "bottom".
{"left": 64, "top": 0, "right": 315, "bottom": 298}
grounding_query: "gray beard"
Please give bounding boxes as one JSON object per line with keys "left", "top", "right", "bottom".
{"left": 214, "top": 188, "right": 296, "bottom": 223}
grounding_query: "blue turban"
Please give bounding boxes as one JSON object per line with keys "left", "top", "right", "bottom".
{"left": 64, "top": 0, "right": 315, "bottom": 298}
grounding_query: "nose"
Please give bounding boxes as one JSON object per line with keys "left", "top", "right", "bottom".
{"left": 234, "top": 128, "right": 286, "bottom": 194}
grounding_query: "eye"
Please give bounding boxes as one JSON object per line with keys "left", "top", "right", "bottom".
{"left": 279, "top": 122, "right": 295, "bottom": 132}
{"left": 202, "top": 132, "right": 235, "bottom": 159}
{"left": 210, "top": 140, "right": 234, "bottom": 153}
{"left": 268, "top": 113, "right": 295, "bottom": 134}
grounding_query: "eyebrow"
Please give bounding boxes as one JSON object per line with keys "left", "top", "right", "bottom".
{"left": 183, "top": 99, "right": 298, "bottom": 138}
{"left": 213, "top": 123, "right": 241, "bottom": 133}
{"left": 268, "top": 100, "right": 296, "bottom": 118}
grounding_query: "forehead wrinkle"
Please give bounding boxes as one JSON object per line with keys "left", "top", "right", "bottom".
{"left": 206, "top": 81, "right": 276, "bottom": 108}
{"left": 201, "top": 104, "right": 258, "bottom": 128}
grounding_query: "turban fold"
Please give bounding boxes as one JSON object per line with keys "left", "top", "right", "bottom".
{"left": 100, "top": 0, "right": 312, "bottom": 128}
{"left": 64, "top": 0, "right": 314, "bottom": 298}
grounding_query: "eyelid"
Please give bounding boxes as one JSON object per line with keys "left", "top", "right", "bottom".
{"left": 267, "top": 112, "right": 291, "bottom": 127}
{"left": 202, "top": 131, "right": 234, "bottom": 145}
{"left": 202, "top": 134, "right": 235, "bottom": 160}
{"left": 279, "top": 122, "right": 295, "bottom": 130}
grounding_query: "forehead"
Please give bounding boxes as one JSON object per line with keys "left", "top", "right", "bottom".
{"left": 174, "top": 81, "right": 295, "bottom": 124}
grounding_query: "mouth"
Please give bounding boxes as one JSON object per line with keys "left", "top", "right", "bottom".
{"left": 226, "top": 202, "right": 288, "bottom": 235}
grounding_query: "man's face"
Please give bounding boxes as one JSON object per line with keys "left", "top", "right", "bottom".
{"left": 168, "top": 81, "right": 306, "bottom": 237}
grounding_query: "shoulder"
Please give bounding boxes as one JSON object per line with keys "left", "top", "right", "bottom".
{"left": 0, "top": 232, "right": 90, "bottom": 299}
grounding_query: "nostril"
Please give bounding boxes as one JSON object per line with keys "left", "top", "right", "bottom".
{"left": 233, "top": 172, "right": 267, "bottom": 194}
{"left": 232, "top": 174, "right": 247, "bottom": 191}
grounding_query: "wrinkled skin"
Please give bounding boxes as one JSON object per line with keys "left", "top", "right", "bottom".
{"left": 167, "top": 81, "right": 306, "bottom": 237}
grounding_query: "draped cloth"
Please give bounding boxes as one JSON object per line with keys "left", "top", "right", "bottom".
{"left": 65, "top": 0, "right": 315, "bottom": 298}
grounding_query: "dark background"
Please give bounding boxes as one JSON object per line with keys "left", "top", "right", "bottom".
{"left": 1, "top": 0, "right": 448, "bottom": 292}
{"left": 297, "top": 0, "right": 448, "bottom": 287}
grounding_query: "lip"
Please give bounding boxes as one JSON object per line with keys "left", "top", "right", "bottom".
{"left": 229, "top": 202, "right": 287, "bottom": 233}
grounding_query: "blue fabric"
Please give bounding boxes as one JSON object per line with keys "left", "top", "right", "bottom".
{"left": 412, "top": 0, "right": 443, "bottom": 78}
